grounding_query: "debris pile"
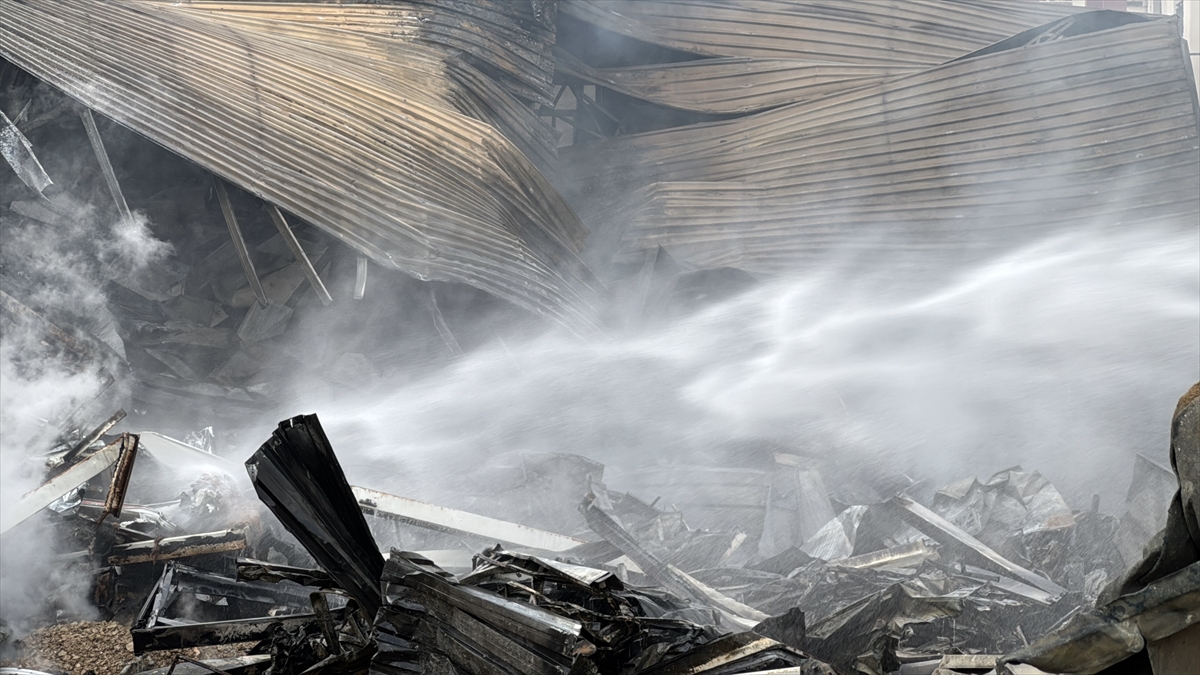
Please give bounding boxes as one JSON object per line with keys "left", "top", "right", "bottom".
{"left": 4, "top": 399, "right": 1197, "bottom": 675}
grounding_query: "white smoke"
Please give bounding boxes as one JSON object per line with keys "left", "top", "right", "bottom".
{"left": 0, "top": 203, "right": 173, "bottom": 635}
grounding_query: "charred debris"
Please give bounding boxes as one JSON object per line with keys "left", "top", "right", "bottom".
{"left": 2, "top": 2, "right": 1200, "bottom": 675}
{"left": 2, "top": 399, "right": 1199, "bottom": 675}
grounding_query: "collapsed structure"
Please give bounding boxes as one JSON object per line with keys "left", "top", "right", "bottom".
{"left": 2, "top": 1, "right": 1200, "bottom": 674}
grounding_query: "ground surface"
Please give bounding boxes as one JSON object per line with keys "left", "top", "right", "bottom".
{"left": 2, "top": 621, "right": 252, "bottom": 675}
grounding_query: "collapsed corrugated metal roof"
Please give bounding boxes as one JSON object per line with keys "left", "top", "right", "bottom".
{"left": 0, "top": 0, "right": 601, "bottom": 331}
{"left": 556, "top": 0, "right": 1079, "bottom": 114}
{"left": 555, "top": 12, "right": 1200, "bottom": 276}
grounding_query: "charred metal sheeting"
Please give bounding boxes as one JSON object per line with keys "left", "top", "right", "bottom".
{"left": 236, "top": 559, "right": 335, "bottom": 589}
{"left": 0, "top": 0, "right": 601, "bottom": 331}
{"left": 461, "top": 547, "right": 621, "bottom": 593}
{"left": 0, "top": 438, "right": 122, "bottom": 536}
{"left": 247, "top": 414, "right": 384, "bottom": 617}
{"left": 353, "top": 485, "right": 587, "bottom": 553}
{"left": 0, "top": 108, "right": 52, "bottom": 193}
{"left": 581, "top": 491, "right": 767, "bottom": 630}
{"left": 803, "top": 582, "right": 965, "bottom": 674}
{"left": 560, "top": 0, "right": 1075, "bottom": 65}
{"left": 1003, "top": 560, "right": 1200, "bottom": 675}
{"left": 134, "top": 612, "right": 330, "bottom": 654}
{"left": 375, "top": 549, "right": 597, "bottom": 675}
{"left": 137, "top": 655, "right": 270, "bottom": 675}
{"left": 132, "top": 562, "right": 322, "bottom": 654}
{"left": 100, "top": 432, "right": 139, "bottom": 522}
{"left": 636, "top": 632, "right": 832, "bottom": 675}
{"left": 576, "top": 14, "right": 1200, "bottom": 276}
{"left": 890, "top": 496, "right": 1067, "bottom": 600}
{"left": 106, "top": 529, "right": 246, "bottom": 566}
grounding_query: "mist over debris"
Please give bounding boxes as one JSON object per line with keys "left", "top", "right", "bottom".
{"left": 311, "top": 224, "right": 1199, "bottom": 511}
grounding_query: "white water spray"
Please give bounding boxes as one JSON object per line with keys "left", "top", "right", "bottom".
{"left": 300, "top": 225, "right": 1198, "bottom": 511}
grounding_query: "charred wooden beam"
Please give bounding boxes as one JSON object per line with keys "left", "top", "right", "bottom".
{"left": 141, "top": 655, "right": 270, "bottom": 675}
{"left": 107, "top": 529, "right": 246, "bottom": 565}
{"left": 100, "top": 432, "right": 139, "bottom": 522}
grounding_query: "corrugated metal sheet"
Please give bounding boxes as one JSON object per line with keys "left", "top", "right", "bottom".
{"left": 555, "top": 14, "right": 1200, "bottom": 276}
{"left": 152, "top": 1, "right": 561, "bottom": 168}
{"left": 557, "top": 55, "right": 921, "bottom": 114}
{"left": 169, "top": 1, "right": 558, "bottom": 104}
{"left": 0, "top": 0, "right": 601, "bottom": 330}
{"left": 560, "top": 0, "right": 1079, "bottom": 65}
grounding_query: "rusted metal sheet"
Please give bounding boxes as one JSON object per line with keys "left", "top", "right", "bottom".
{"left": 0, "top": 0, "right": 600, "bottom": 331}
{"left": 562, "top": 14, "right": 1200, "bottom": 276}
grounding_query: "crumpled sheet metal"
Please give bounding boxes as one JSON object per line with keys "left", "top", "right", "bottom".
{"left": 246, "top": 414, "right": 384, "bottom": 618}
{"left": 572, "top": 14, "right": 1200, "bottom": 277}
{"left": 560, "top": 0, "right": 1076, "bottom": 65}
{"left": 557, "top": 0, "right": 1076, "bottom": 115}
{"left": 1004, "top": 560, "right": 1200, "bottom": 674}
{"left": 0, "top": 0, "right": 601, "bottom": 331}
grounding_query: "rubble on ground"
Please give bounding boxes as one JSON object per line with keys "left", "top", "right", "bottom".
{"left": 2, "top": 393, "right": 1197, "bottom": 675}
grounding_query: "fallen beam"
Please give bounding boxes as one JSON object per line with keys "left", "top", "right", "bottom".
{"left": 354, "top": 255, "right": 368, "bottom": 300}
{"left": 890, "top": 496, "right": 1067, "bottom": 599}
{"left": 132, "top": 611, "right": 329, "bottom": 653}
{"left": 137, "top": 655, "right": 270, "bottom": 675}
{"left": 56, "top": 408, "right": 126, "bottom": 468}
{"left": 352, "top": 485, "right": 586, "bottom": 553}
{"left": 267, "top": 204, "right": 332, "bottom": 306}
{"left": 580, "top": 492, "right": 765, "bottom": 629}
{"left": 107, "top": 529, "right": 246, "bottom": 565}
{"left": 79, "top": 107, "right": 130, "bottom": 220}
{"left": 100, "top": 432, "right": 139, "bottom": 522}
{"left": 236, "top": 558, "right": 335, "bottom": 588}
{"left": 214, "top": 175, "right": 266, "bottom": 307}
{"left": 0, "top": 438, "right": 122, "bottom": 535}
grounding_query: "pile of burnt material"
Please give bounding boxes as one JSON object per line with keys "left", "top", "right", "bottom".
{"left": 4, "top": 401, "right": 1197, "bottom": 675}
